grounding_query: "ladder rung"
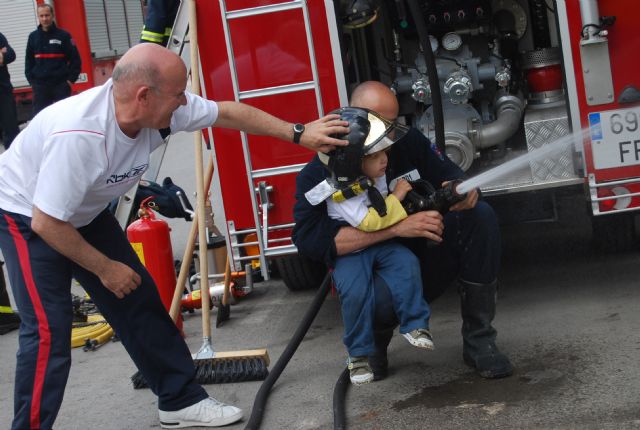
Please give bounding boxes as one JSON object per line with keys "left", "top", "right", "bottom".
{"left": 251, "top": 164, "right": 306, "bottom": 179}
{"left": 226, "top": 1, "right": 302, "bottom": 20}
{"left": 238, "top": 81, "right": 315, "bottom": 101}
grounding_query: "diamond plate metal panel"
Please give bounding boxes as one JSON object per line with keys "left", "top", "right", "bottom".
{"left": 524, "top": 105, "right": 579, "bottom": 183}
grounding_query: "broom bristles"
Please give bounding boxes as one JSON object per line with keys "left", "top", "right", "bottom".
{"left": 131, "top": 356, "right": 269, "bottom": 389}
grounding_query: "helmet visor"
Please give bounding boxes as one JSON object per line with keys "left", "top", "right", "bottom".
{"left": 363, "top": 112, "right": 408, "bottom": 155}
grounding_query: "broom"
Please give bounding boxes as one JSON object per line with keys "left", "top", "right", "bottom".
{"left": 131, "top": 0, "right": 268, "bottom": 388}
{"left": 187, "top": 0, "right": 268, "bottom": 384}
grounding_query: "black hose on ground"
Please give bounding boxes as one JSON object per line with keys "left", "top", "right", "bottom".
{"left": 244, "top": 271, "right": 333, "bottom": 430}
{"left": 406, "top": 0, "right": 446, "bottom": 152}
{"left": 333, "top": 367, "right": 350, "bottom": 430}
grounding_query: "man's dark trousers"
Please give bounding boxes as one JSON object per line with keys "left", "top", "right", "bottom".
{"left": 0, "top": 209, "right": 207, "bottom": 430}
{"left": 31, "top": 81, "right": 71, "bottom": 116}
{"left": 0, "top": 89, "right": 19, "bottom": 149}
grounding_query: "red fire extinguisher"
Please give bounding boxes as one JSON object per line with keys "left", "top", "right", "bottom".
{"left": 127, "top": 197, "right": 182, "bottom": 332}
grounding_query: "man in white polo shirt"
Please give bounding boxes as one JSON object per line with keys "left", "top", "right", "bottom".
{"left": 0, "top": 42, "right": 348, "bottom": 430}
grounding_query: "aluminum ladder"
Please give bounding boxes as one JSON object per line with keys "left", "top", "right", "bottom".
{"left": 217, "top": 0, "right": 325, "bottom": 278}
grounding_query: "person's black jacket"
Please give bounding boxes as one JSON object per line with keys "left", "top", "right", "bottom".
{"left": 292, "top": 127, "right": 464, "bottom": 267}
{"left": 25, "top": 23, "right": 81, "bottom": 86}
{"left": 0, "top": 32, "right": 16, "bottom": 93}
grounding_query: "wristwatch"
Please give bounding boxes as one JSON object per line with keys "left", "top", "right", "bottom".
{"left": 292, "top": 123, "right": 305, "bottom": 144}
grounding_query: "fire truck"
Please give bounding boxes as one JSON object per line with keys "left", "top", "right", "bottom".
{"left": 1, "top": 0, "right": 143, "bottom": 122}
{"left": 3, "top": 1, "right": 639, "bottom": 291}
{"left": 192, "top": 0, "right": 639, "bottom": 290}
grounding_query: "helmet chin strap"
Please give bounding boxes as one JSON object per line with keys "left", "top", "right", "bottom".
{"left": 330, "top": 177, "right": 387, "bottom": 217}
{"left": 331, "top": 177, "right": 372, "bottom": 203}
{"left": 367, "top": 186, "right": 387, "bottom": 217}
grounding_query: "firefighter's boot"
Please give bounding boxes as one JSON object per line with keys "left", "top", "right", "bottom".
{"left": 368, "top": 327, "right": 393, "bottom": 381}
{"left": 459, "top": 279, "right": 513, "bottom": 379}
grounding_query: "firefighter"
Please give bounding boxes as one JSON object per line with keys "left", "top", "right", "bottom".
{"left": 0, "top": 43, "right": 347, "bottom": 430}
{"left": 293, "top": 81, "right": 512, "bottom": 381}
{"left": 0, "top": 31, "right": 20, "bottom": 150}
{"left": 25, "top": 3, "right": 81, "bottom": 116}
{"left": 140, "top": 0, "right": 180, "bottom": 46}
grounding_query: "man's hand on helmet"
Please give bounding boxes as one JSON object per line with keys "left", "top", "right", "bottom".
{"left": 298, "top": 114, "right": 350, "bottom": 153}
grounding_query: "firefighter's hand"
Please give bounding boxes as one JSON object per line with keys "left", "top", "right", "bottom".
{"left": 391, "top": 210, "right": 443, "bottom": 242}
{"left": 444, "top": 181, "right": 479, "bottom": 211}
{"left": 300, "top": 114, "right": 349, "bottom": 153}
{"left": 100, "top": 261, "right": 142, "bottom": 299}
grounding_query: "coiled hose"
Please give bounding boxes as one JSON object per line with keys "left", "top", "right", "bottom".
{"left": 245, "top": 272, "right": 336, "bottom": 430}
{"left": 71, "top": 314, "right": 114, "bottom": 349}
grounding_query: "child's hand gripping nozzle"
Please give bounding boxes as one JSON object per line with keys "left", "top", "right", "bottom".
{"left": 401, "top": 179, "right": 467, "bottom": 215}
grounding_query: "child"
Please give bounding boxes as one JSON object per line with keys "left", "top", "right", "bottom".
{"left": 326, "top": 147, "right": 434, "bottom": 386}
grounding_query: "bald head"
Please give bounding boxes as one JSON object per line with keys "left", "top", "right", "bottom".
{"left": 350, "top": 81, "right": 399, "bottom": 121}
{"left": 112, "top": 43, "right": 186, "bottom": 101}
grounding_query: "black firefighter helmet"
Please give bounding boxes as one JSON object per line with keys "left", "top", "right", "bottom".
{"left": 319, "top": 107, "right": 408, "bottom": 189}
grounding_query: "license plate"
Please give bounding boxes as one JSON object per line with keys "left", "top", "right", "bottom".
{"left": 589, "top": 107, "right": 640, "bottom": 170}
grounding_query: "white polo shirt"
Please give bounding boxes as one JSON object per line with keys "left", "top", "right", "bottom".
{"left": 0, "top": 79, "right": 218, "bottom": 227}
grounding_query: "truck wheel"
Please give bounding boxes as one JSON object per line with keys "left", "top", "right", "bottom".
{"left": 591, "top": 213, "right": 638, "bottom": 252}
{"left": 275, "top": 254, "right": 327, "bottom": 291}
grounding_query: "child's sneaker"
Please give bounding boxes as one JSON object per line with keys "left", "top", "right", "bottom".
{"left": 347, "top": 356, "right": 374, "bottom": 385}
{"left": 402, "top": 328, "right": 434, "bottom": 350}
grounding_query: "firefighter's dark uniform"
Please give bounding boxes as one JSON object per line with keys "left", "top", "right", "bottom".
{"left": 140, "top": 0, "right": 180, "bottom": 46}
{"left": 293, "top": 127, "right": 512, "bottom": 379}
{"left": 25, "top": 23, "right": 81, "bottom": 116}
{"left": 0, "top": 32, "right": 20, "bottom": 150}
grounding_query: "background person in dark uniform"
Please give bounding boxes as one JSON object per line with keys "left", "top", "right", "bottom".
{"left": 0, "top": 31, "right": 20, "bottom": 150}
{"left": 140, "top": 0, "right": 180, "bottom": 46}
{"left": 25, "top": 3, "right": 81, "bottom": 116}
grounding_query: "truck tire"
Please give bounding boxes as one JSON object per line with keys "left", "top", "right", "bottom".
{"left": 591, "top": 212, "right": 638, "bottom": 252}
{"left": 275, "top": 254, "right": 327, "bottom": 291}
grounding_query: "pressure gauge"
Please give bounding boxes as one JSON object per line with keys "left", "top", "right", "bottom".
{"left": 442, "top": 32, "right": 462, "bottom": 51}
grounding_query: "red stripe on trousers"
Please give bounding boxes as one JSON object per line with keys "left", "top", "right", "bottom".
{"left": 34, "top": 53, "right": 65, "bottom": 59}
{"left": 4, "top": 214, "right": 51, "bottom": 430}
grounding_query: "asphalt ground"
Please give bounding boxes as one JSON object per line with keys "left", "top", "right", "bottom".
{"left": 2, "top": 134, "right": 640, "bottom": 429}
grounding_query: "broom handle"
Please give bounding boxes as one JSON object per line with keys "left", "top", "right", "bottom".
{"left": 188, "top": 0, "right": 213, "bottom": 339}
{"left": 168, "top": 157, "right": 215, "bottom": 322}
{"left": 221, "top": 257, "right": 231, "bottom": 306}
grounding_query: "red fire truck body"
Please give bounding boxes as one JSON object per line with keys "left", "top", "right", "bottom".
{"left": 193, "top": 0, "right": 640, "bottom": 289}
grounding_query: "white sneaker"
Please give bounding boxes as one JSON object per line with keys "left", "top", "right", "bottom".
{"left": 159, "top": 397, "right": 243, "bottom": 428}
{"left": 402, "top": 328, "right": 435, "bottom": 350}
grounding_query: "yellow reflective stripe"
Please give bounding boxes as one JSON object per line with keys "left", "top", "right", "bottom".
{"left": 357, "top": 194, "right": 407, "bottom": 232}
{"left": 164, "top": 27, "right": 172, "bottom": 36}
{"left": 140, "top": 30, "right": 164, "bottom": 43}
{"left": 0, "top": 305, "right": 15, "bottom": 314}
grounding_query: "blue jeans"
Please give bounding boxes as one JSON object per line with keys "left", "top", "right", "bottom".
{"left": 332, "top": 242, "right": 431, "bottom": 357}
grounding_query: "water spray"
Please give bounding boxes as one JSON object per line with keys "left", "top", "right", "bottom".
{"left": 402, "top": 129, "right": 589, "bottom": 215}
{"left": 456, "top": 128, "right": 588, "bottom": 195}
